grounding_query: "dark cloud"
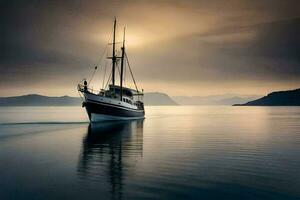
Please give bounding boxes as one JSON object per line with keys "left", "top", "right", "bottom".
{"left": 197, "top": 17, "right": 300, "bottom": 81}
{"left": 250, "top": 18, "right": 300, "bottom": 61}
{"left": 130, "top": 17, "right": 300, "bottom": 82}
{"left": 0, "top": 0, "right": 299, "bottom": 96}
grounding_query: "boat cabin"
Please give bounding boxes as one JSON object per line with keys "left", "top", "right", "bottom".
{"left": 108, "top": 85, "right": 135, "bottom": 98}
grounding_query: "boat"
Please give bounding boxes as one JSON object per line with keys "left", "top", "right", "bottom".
{"left": 77, "top": 18, "right": 145, "bottom": 122}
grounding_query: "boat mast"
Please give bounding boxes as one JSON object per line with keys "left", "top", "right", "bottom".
{"left": 112, "top": 18, "right": 117, "bottom": 86}
{"left": 120, "top": 27, "right": 126, "bottom": 101}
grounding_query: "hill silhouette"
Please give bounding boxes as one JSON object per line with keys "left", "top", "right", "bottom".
{"left": 233, "top": 88, "right": 300, "bottom": 106}
{"left": 144, "top": 92, "right": 177, "bottom": 105}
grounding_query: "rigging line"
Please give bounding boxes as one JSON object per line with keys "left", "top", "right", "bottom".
{"left": 87, "top": 39, "right": 110, "bottom": 86}
{"left": 88, "top": 66, "right": 98, "bottom": 86}
{"left": 90, "top": 30, "right": 111, "bottom": 74}
{"left": 116, "top": 62, "right": 121, "bottom": 77}
{"left": 99, "top": 26, "right": 113, "bottom": 65}
{"left": 125, "top": 52, "right": 139, "bottom": 92}
{"left": 89, "top": 27, "right": 113, "bottom": 87}
{"left": 105, "top": 70, "right": 112, "bottom": 89}
{"left": 96, "top": 42, "right": 109, "bottom": 66}
{"left": 102, "top": 60, "right": 108, "bottom": 89}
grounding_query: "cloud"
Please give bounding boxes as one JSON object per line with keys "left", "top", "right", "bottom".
{"left": 0, "top": 0, "right": 299, "bottom": 96}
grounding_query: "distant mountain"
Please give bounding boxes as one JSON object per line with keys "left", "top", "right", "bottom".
{"left": 0, "top": 93, "right": 177, "bottom": 106}
{"left": 172, "top": 95, "right": 260, "bottom": 105}
{"left": 0, "top": 94, "right": 82, "bottom": 106}
{"left": 233, "top": 88, "right": 300, "bottom": 106}
{"left": 144, "top": 92, "right": 178, "bottom": 106}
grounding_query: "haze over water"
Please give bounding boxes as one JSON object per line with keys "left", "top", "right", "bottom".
{"left": 0, "top": 106, "right": 299, "bottom": 199}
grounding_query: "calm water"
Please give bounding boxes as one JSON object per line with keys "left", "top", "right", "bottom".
{"left": 0, "top": 106, "right": 299, "bottom": 200}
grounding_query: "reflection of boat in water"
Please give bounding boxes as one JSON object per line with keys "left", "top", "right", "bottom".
{"left": 77, "top": 120, "right": 144, "bottom": 200}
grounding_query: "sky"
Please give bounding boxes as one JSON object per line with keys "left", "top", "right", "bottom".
{"left": 1, "top": 0, "right": 299, "bottom": 97}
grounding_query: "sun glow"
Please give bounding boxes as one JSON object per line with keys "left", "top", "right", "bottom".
{"left": 91, "top": 30, "right": 154, "bottom": 49}
{"left": 126, "top": 33, "right": 145, "bottom": 48}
